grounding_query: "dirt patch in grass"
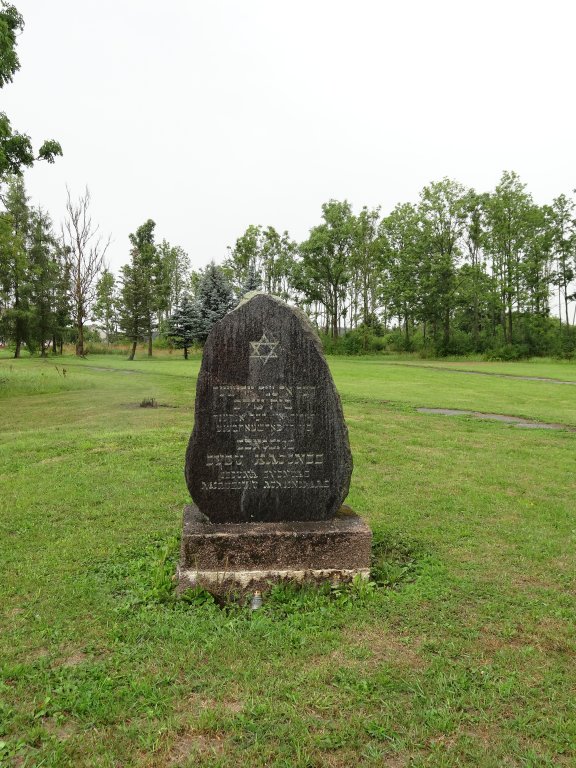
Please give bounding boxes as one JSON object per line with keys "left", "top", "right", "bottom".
{"left": 43, "top": 717, "right": 76, "bottom": 741}
{"left": 338, "top": 625, "right": 426, "bottom": 670}
{"left": 398, "top": 363, "right": 576, "bottom": 386}
{"left": 417, "top": 407, "right": 576, "bottom": 431}
{"left": 57, "top": 650, "right": 88, "bottom": 667}
{"left": 166, "top": 729, "right": 225, "bottom": 766}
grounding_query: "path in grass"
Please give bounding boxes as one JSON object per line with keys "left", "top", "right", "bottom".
{"left": 417, "top": 406, "right": 576, "bottom": 431}
{"left": 1, "top": 354, "right": 575, "bottom": 767}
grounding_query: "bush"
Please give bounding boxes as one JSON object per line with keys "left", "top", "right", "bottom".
{"left": 484, "top": 343, "right": 530, "bottom": 361}
{"left": 83, "top": 341, "right": 132, "bottom": 355}
{"left": 319, "top": 328, "right": 387, "bottom": 356}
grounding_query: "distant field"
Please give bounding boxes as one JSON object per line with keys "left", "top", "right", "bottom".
{"left": 1, "top": 354, "right": 575, "bottom": 767}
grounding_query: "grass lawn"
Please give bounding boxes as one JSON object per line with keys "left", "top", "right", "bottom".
{"left": 1, "top": 353, "right": 575, "bottom": 767}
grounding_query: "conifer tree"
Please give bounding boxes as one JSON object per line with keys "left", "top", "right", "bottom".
{"left": 28, "top": 207, "right": 58, "bottom": 356}
{"left": 195, "top": 262, "right": 235, "bottom": 343}
{"left": 167, "top": 294, "right": 201, "bottom": 359}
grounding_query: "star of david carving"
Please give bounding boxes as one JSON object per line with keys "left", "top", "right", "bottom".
{"left": 249, "top": 332, "right": 279, "bottom": 364}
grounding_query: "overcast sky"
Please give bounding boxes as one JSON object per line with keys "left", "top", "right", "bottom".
{"left": 4, "top": 0, "right": 576, "bottom": 273}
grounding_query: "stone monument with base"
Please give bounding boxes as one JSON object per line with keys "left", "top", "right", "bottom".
{"left": 177, "top": 292, "right": 371, "bottom": 598}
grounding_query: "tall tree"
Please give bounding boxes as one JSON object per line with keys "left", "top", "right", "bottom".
{"left": 380, "top": 202, "right": 423, "bottom": 347}
{"left": 550, "top": 194, "right": 576, "bottom": 328}
{"left": 28, "top": 207, "right": 58, "bottom": 356}
{"left": 297, "top": 200, "right": 354, "bottom": 337}
{"left": 128, "top": 219, "right": 163, "bottom": 356}
{"left": 351, "top": 206, "right": 382, "bottom": 328}
{"left": 92, "top": 269, "right": 119, "bottom": 344}
{"left": 157, "top": 240, "right": 190, "bottom": 321}
{"left": 61, "top": 189, "right": 109, "bottom": 356}
{"left": 418, "top": 179, "right": 468, "bottom": 351}
{"left": 0, "top": 2, "right": 62, "bottom": 183}
{"left": 119, "top": 261, "right": 147, "bottom": 361}
{"left": 483, "top": 172, "right": 535, "bottom": 344}
{"left": 0, "top": 175, "right": 30, "bottom": 356}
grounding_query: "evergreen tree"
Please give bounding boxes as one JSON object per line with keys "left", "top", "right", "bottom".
{"left": 28, "top": 207, "right": 58, "bottom": 356}
{"left": 195, "top": 262, "right": 235, "bottom": 343}
{"left": 167, "top": 294, "right": 201, "bottom": 359}
{"left": 241, "top": 262, "right": 261, "bottom": 295}
{"left": 0, "top": 175, "right": 31, "bottom": 357}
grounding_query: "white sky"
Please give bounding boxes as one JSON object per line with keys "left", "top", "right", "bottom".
{"left": 4, "top": 0, "right": 576, "bottom": 273}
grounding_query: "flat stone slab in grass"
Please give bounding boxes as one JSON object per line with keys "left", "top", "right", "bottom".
{"left": 185, "top": 293, "right": 353, "bottom": 523}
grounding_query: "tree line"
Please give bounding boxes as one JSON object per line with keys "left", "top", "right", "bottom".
{"left": 1, "top": 172, "right": 576, "bottom": 360}
{"left": 1, "top": 3, "right": 575, "bottom": 360}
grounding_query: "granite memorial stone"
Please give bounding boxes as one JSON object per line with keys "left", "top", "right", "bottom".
{"left": 185, "top": 292, "right": 353, "bottom": 523}
{"left": 177, "top": 292, "right": 371, "bottom": 596}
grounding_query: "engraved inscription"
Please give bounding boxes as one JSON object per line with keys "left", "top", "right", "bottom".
{"left": 203, "top": 383, "right": 330, "bottom": 490}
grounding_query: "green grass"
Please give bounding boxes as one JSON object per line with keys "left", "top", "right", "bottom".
{"left": 1, "top": 354, "right": 575, "bottom": 767}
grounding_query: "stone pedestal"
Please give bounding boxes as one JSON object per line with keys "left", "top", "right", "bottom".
{"left": 177, "top": 504, "right": 372, "bottom": 598}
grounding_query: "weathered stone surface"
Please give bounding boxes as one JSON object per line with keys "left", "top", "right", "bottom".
{"left": 177, "top": 503, "right": 372, "bottom": 597}
{"left": 185, "top": 293, "right": 352, "bottom": 523}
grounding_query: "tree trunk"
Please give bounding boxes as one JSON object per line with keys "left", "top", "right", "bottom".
{"left": 184, "top": 345, "right": 188, "bottom": 360}
{"left": 443, "top": 307, "right": 451, "bottom": 350}
{"left": 14, "top": 339, "right": 21, "bottom": 358}
{"left": 52, "top": 335, "right": 57, "bottom": 354}
{"left": 129, "top": 340, "right": 137, "bottom": 361}
{"left": 76, "top": 320, "right": 84, "bottom": 357}
{"left": 148, "top": 330, "right": 153, "bottom": 357}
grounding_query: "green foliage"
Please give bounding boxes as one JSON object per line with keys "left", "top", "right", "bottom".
{"left": 0, "top": 2, "right": 62, "bottom": 180}
{"left": 193, "top": 261, "right": 235, "bottom": 344}
{"left": 166, "top": 294, "right": 202, "bottom": 358}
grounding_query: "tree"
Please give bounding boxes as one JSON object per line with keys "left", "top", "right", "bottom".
{"left": 28, "top": 207, "right": 58, "bottom": 356}
{"left": 483, "top": 172, "right": 535, "bottom": 344}
{"left": 61, "top": 188, "right": 109, "bottom": 356}
{"left": 0, "top": 175, "right": 30, "bottom": 356}
{"left": 297, "top": 200, "right": 354, "bottom": 337}
{"left": 226, "top": 224, "right": 298, "bottom": 299}
{"left": 380, "top": 202, "right": 423, "bottom": 347}
{"left": 349, "top": 206, "right": 382, "bottom": 329}
{"left": 128, "top": 219, "right": 164, "bottom": 356}
{"left": 157, "top": 240, "right": 190, "bottom": 321}
{"left": 194, "top": 262, "right": 234, "bottom": 344}
{"left": 119, "top": 261, "right": 147, "bottom": 360}
{"left": 93, "top": 269, "right": 119, "bottom": 344}
{"left": 241, "top": 262, "right": 261, "bottom": 295}
{"left": 550, "top": 194, "right": 576, "bottom": 328}
{"left": 418, "top": 179, "right": 468, "bottom": 351}
{"left": 167, "top": 294, "right": 201, "bottom": 359}
{"left": 0, "top": 2, "right": 62, "bottom": 183}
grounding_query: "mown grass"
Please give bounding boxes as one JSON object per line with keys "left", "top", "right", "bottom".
{"left": 0, "top": 354, "right": 575, "bottom": 767}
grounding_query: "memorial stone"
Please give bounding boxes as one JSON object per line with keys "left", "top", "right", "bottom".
{"left": 177, "top": 292, "right": 371, "bottom": 597}
{"left": 185, "top": 292, "right": 352, "bottom": 523}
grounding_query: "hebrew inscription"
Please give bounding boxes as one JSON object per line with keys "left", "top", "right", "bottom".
{"left": 202, "top": 384, "right": 329, "bottom": 490}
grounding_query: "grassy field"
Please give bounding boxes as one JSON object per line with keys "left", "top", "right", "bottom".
{"left": 0, "top": 353, "right": 575, "bottom": 767}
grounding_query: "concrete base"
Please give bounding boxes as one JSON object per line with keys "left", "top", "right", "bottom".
{"left": 177, "top": 503, "right": 372, "bottom": 598}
